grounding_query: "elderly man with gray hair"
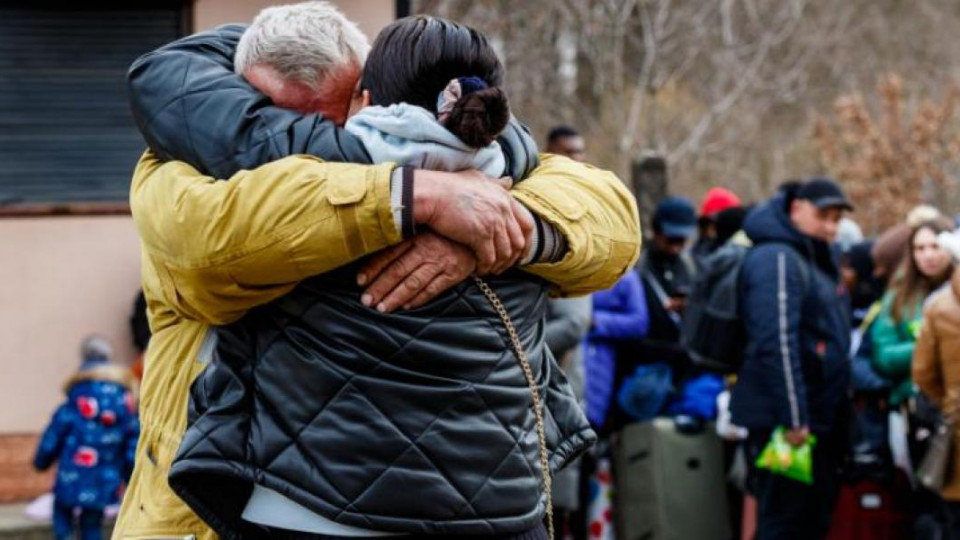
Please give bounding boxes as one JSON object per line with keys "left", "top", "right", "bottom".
{"left": 115, "top": 3, "right": 640, "bottom": 539}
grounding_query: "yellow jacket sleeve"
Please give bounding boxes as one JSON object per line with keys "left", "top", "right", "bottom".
{"left": 512, "top": 154, "right": 642, "bottom": 296}
{"left": 131, "top": 151, "right": 401, "bottom": 325}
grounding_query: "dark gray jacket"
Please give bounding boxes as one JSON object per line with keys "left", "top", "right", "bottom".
{"left": 171, "top": 266, "right": 593, "bottom": 537}
{"left": 127, "top": 26, "right": 593, "bottom": 538}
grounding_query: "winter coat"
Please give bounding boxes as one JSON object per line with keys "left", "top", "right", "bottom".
{"left": 116, "top": 30, "right": 642, "bottom": 539}
{"left": 871, "top": 291, "right": 924, "bottom": 405}
{"left": 584, "top": 271, "right": 650, "bottom": 427}
{"left": 127, "top": 24, "right": 536, "bottom": 182}
{"left": 545, "top": 296, "right": 593, "bottom": 401}
{"left": 635, "top": 250, "right": 696, "bottom": 369}
{"left": 34, "top": 365, "right": 139, "bottom": 510}
{"left": 914, "top": 268, "right": 960, "bottom": 500}
{"left": 730, "top": 193, "right": 851, "bottom": 433}
{"left": 166, "top": 101, "right": 600, "bottom": 537}
{"left": 544, "top": 296, "right": 592, "bottom": 511}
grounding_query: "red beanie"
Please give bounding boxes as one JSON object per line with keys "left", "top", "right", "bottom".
{"left": 700, "top": 187, "right": 742, "bottom": 218}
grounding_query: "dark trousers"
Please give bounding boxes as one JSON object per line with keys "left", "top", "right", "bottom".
{"left": 52, "top": 502, "right": 104, "bottom": 540}
{"left": 943, "top": 501, "right": 960, "bottom": 539}
{"left": 746, "top": 429, "right": 843, "bottom": 540}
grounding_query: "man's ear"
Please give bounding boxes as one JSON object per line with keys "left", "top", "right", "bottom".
{"left": 362, "top": 89, "right": 371, "bottom": 108}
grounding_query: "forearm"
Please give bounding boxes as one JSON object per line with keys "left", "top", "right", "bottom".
{"left": 133, "top": 152, "right": 402, "bottom": 324}
{"left": 512, "top": 155, "right": 641, "bottom": 296}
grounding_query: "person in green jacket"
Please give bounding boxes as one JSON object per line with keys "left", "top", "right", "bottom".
{"left": 872, "top": 219, "right": 955, "bottom": 405}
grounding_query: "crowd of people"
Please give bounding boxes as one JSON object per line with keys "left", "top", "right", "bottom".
{"left": 547, "top": 150, "right": 960, "bottom": 538}
{"left": 27, "top": 2, "right": 960, "bottom": 540}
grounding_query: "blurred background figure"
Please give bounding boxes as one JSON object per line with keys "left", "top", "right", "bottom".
{"left": 871, "top": 218, "right": 954, "bottom": 407}
{"left": 636, "top": 196, "right": 698, "bottom": 374}
{"left": 546, "top": 125, "right": 586, "bottom": 162}
{"left": 33, "top": 336, "right": 139, "bottom": 540}
{"left": 692, "top": 187, "right": 742, "bottom": 270}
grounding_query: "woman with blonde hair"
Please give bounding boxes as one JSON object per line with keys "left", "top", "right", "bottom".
{"left": 913, "top": 228, "right": 960, "bottom": 535}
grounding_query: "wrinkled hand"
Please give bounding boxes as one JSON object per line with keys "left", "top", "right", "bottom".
{"left": 413, "top": 169, "right": 533, "bottom": 275}
{"left": 358, "top": 232, "right": 477, "bottom": 313}
{"left": 784, "top": 426, "right": 810, "bottom": 448}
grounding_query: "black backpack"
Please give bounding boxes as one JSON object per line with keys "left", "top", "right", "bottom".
{"left": 680, "top": 242, "right": 750, "bottom": 373}
{"left": 682, "top": 241, "right": 811, "bottom": 374}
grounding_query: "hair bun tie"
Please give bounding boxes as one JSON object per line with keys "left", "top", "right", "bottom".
{"left": 437, "top": 76, "right": 489, "bottom": 121}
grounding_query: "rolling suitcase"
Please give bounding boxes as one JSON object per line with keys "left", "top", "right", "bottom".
{"left": 826, "top": 473, "right": 913, "bottom": 540}
{"left": 614, "top": 417, "right": 730, "bottom": 540}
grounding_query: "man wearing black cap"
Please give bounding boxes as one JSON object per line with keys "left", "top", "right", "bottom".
{"left": 625, "top": 197, "right": 698, "bottom": 403}
{"left": 731, "top": 178, "right": 854, "bottom": 540}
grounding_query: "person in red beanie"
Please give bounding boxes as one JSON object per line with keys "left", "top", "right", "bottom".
{"left": 692, "top": 187, "right": 742, "bottom": 270}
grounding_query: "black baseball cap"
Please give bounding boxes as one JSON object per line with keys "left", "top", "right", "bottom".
{"left": 797, "top": 178, "right": 854, "bottom": 211}
{"left": 653, "top": 196, "right": 697, "bottom": 238}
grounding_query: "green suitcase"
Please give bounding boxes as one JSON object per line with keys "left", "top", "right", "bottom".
{"left": 614, "top": 418, "right": 731, "bottom": 540}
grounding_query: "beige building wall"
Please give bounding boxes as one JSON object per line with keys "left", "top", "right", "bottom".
{"left": 0, "top": 217, "right": 141, "bottom": 434}
{"left": 0, "top": 0, "right": 396, "bottom": 435}
{"left": 194, "top": 0, "right": 397, "bottom": 42}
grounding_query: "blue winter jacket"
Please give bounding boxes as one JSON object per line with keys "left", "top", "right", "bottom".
{"left": 34, "top": 365, "right": 139, "bottom": 510}
{"left": 730, "top": 193, "right": 851, "bottom": 433}
{"left": 584, "top": 271, "right": 650, "bottom": 426}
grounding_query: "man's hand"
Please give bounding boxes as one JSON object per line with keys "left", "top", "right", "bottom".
{"left": 412, "top": 169, "right": 533, "bottom": 275}
{"left": 664, "top": 296, "right": 687, "bottom": 314}
{"left": 358, "top": 232, "right": 477, "bottom": 313}
{"left": 784, "top": 426, "right": 811, "bottom": 448}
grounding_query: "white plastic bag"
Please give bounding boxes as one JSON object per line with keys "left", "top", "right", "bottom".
{"left": 888, "top": 410, "right": 917, "bottom": 487}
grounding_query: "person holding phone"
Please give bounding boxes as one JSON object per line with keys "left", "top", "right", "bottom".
{"left": 635, "top": 197, "right": 698, "bottom": 372}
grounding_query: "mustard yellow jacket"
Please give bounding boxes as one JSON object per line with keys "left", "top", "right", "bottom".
{"left": 114, "top": 152, "right": 639, "bottom": 539}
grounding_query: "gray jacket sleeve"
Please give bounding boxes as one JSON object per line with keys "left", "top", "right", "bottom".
{"left": 545, "top": 297, "right": 593, "bottom": 358}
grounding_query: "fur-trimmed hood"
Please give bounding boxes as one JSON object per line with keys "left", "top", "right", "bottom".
{"left": 64, "top": 364, "right": 138, "bottom": 397}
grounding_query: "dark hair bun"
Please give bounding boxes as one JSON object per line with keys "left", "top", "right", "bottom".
{"left": 443, "top": 87, "right": 510, "bottom": 149}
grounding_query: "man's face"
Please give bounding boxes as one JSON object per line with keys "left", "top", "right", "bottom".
{"left": 790, "top": 199, "right": 844, "bottom": 244}
{"left": 244, "top": 62, "right": 361, "bottom": 126}
{"left": 547, "top": 136, "right": 586, "bottom": 162}
{"left": 653, "top": 231, "right": 688, "bottom": 257}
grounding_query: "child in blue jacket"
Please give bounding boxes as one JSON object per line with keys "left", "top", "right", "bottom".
{"left": 34, "top": 336, "right": 139, "bottom": 540}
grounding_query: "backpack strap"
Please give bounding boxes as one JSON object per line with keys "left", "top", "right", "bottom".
{"left": 639, "top": 251, "right": 682, "bottom": 327}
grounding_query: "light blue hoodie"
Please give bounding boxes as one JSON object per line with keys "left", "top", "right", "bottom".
{"left": 345, "top": 103, "right": 507, "bottom": 177}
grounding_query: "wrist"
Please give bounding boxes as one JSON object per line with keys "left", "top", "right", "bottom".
{"left": 390, "top": 166, "right": 417, "bottom": 239}
{"left": 412, "top": 169, "right": 444, "bottom": 226}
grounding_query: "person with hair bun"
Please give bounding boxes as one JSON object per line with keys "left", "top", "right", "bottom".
{"left": 166, "top": 14, "right": 613, "bottom": 540}
{"left": 343, "top": 16, "right": 516, "bottom": 179}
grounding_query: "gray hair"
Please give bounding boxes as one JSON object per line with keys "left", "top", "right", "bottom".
{"left": 235, "top": 1, "right": 370, "bottom": 89}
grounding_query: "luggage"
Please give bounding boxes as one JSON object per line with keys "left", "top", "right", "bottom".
{"left": 614, "top": 417, "right": 730, "bottom": 540}
{"left": 826, "top": 473, "right": 913, "bottom": 540}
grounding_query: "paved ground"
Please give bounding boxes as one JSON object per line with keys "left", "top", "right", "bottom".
{"left": 0, "top": 504, "right": 114, "bottom": 540}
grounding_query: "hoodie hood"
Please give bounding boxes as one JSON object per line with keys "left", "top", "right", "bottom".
{"left": 345, "top": 104, "right": 507, "bottom": 178}
{"left": 743, "top": 192, "right": 839, "bottom": 278}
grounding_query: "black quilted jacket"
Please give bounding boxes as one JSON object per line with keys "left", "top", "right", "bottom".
{"left": 170, "top": 265, "right": 594, "bottom": 537}
{"left": 127, "top": 25, "right": 593, "bottom": 538}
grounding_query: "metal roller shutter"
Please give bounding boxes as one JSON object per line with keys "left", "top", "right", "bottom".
{"left": 0, "top": 3, "right": 185, "bottom": 204}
